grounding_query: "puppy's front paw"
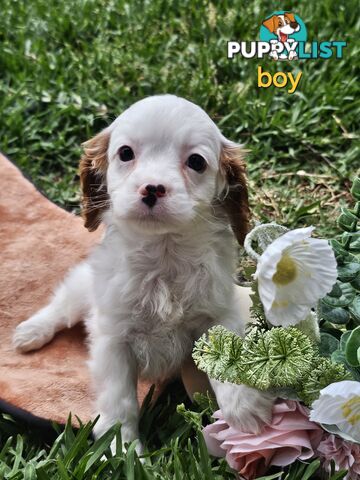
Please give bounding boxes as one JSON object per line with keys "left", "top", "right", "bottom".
{"left": 216, "top": 383, "right": 274, "bottom": 434}
{"left": 94, "top": 414, "right": 142, "bottom": 457}
{"left": 13, "top": 315, "right": 55, "bottom": 352}
{"left": 110, "top": 437, "right": 144, "bottom": 459}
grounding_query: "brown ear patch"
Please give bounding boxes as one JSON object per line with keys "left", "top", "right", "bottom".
{"left": 284, "top": 12, "right": 296, "bottom": 23}
{"left": 262, "top": 15, "right": 277, "bottom": 33}
{"left": 220, "top": 144, "right": 250, "bottom": 246}
{"left": 79, "top": 130, "right": 110, "bottom": 232}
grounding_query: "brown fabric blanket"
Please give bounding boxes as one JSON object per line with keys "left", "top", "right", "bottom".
{"left": 0, "top": 153, "right": 155, "bottom": 425}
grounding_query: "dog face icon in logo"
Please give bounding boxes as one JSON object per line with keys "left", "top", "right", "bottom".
{"left": 260, "top": 11, "right": 307, "bottom": 61}
{"left": 263, "top": 13, "right": 300, "bottom": 43}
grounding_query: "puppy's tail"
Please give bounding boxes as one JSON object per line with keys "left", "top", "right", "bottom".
{"left": 13, "top": 262, "right": 92, "bottom": 352}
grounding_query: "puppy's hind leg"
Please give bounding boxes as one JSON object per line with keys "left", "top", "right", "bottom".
{"left": 13, "top": 262, "right": 92, "bottom": 352}
{"left": 210, "top": 379, "right": 275, "bottom": 434}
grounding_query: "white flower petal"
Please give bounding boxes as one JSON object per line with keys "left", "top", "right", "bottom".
{"left": 257, "top": 277, "right": 277, "bottom": 312}
{"left": 310, "top": 381, "right": 360, "bottom": 444}
{"left": 265, "top": 298, "right": 310, "bottom": 326}
{"left": 255, "top": 227, "right": 314, "bottom": 281}
{"left": 319, "top": 381, "right": 360, "bottom": 398}
{"left": 310, "top": 395, "right": 348, "bottom": 423}
{"left": 255, "top": 226, "right": 337, "bottom": 327}
{"left": 338, "top": 420, "right": 360, "bottom": 443}
{"left": 285, "top": 240, "right": 337, "bottom": 304}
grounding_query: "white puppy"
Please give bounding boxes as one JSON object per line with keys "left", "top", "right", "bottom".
{"left": 13, "top": 95, "right": 273, "bottom": 451}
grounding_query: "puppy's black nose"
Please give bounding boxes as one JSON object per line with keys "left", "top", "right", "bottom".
{"left": 290, "top": 21, "right": 298, "bottom": 29}
{"left": 141, "top": 184, "right": 167, "bottom": 208}
{"left": 145, "top": 184, "right": 157, "bottom": 195}
{"left": 142, "top": 192, "right": 157, "bottom": 208}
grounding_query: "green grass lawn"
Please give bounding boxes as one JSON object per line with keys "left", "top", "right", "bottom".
{"left": 0, "top": 384, "right": 238, "bottom": 479}
{"left": 0, "top": 0, "right": 359, "bottom": 478}
{"left": 1, "top": 0, "right": 359, "bottom": 235}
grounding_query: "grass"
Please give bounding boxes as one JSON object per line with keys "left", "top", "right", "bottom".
{"left": 1, "top": 0, "right": 359, "bottom": 236}
{"left": 0, "top": 385, "right": 347, "bottom": 479}
{"left": 0, "top": 0, "right": 359, "bottom": 477}
{"left": 0, "top": 384, "right": 238, "bottom": 479}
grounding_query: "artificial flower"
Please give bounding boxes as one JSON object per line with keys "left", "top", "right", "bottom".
{"left": 202, "top": 399, "right": 323, "bottom": 480}
{"left": 254, "top": 226, "right": 337, "bottom": 326}
{"left": 193, "top": 325, "right": 315, "bottom": 391}
{"left": 317, "top": 434, "right": 360, "bottom": 480}
{"left": 310, "top": 380, "right": 360, "bottom": 443}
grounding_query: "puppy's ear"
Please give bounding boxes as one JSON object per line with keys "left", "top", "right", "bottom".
{"left": 79, "top": 130, "right": 110, "bottom": 231}
{"left": 262, "top": 15, "right": 277, "bottom": 33}
{"left": 285, "top": 12, "right": 296, "bottom": 23}
{"left": 219, "top": 142, "right": 250, "bottom": 246}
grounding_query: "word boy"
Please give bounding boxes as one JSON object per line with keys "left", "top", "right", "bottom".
{"left": 257, "top": 66, "right": 302, "bottom": 94}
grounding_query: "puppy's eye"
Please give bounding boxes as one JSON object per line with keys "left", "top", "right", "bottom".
{"left": 118, "top": 145, "right": 135, "bottom": 162}
{"left": 186, "top": 154, "right": 207, "bottom": 173}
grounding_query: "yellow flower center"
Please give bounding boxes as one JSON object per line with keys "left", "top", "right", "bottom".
{"left": 342, "top": 396, "right": 360, "bottom": 426}
{"left": 271, "top": 299, "right": 289, "bottom": 308}
{"left": 272, "top": 255, "right": 297, "bottom": 286}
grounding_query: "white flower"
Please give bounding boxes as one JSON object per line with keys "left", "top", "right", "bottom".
{"left": 310, "top": 380, "right": 360, "bottom": 444}
{"left": 255, "top": 227, "right": 337, "bottom": 326}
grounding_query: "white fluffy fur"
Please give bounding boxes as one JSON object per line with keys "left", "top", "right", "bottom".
{"left": 13, "top": 95, "right": 273, "bottom": 451}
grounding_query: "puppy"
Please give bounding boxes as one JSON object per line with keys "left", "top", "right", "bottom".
{"left": 13, "top": 95, "right": 274, "bottom": 452}
{"left": 263, "top": 12, "right": 300, "bottom": 60}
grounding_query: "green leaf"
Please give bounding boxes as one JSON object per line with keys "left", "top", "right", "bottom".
{"left": 329, "top": 471, "right": 347, "bottom": 480}
{"left": 322, "top": 282, "right": 356, "bottom": 308}
{"left": 340, "top": 331, "right": 352, "bottom": 352}
{"left": 330, "top": 239, "right": 348, "bottom": 258}
{"left": 345, "top": 326, "right": 360, "bottom": 367}
{"left": 331, "top": 239, "right": 359, "bottom": 264}
{"left": 331, "top": 349, "right": 346, "bottom": 364}
{"left": 326, "top": 282, "right": 343, "bottom": 298}
{"left": 255, "top": 473, "right": 284, "bottom": 480}
{"left": 337, "top": 263, "right": 360, "bottom": 282}
{"left": 351, "top": 178, "right": 360, "bottom": 201}
{"left": 125, "top": 440, "right": 138, "bottom": 480}
{"left": 57, "top": 459, "right": 71, "bottom": 480}
{"left": 319, "top": 333, "right": 340, "bottom": 357}
{"left": 83, "top": 425, "right": 117, "bottom": 473}
{"left": 338, "top": 208, "right": 359, "bottom": 232}
{"left": 349, "top": 236, "right": 360, "bottom": 253}
{"left": 299, "top": 357, "right": 350, "bottom": 405}
{"left": 320, "top": 326, "right": 343, "bottom": 340}
{"left": 241, "top": 327, "right": 314, "bottom": 390}
{"left": 351, "top": 274, "right": 360, "bottom": 291}
{"left": 294, "top": 200, "right": 321, "bottom": 221}
{"left": 349, "top": 296, "right": 360, "bottom": 323}
{"left": 192, "top": 326, "right": 244, "bottom": 383}
{"left": 320, "top": 302, "right": 350, "bottom": 324}
{"left": 331, "top": 349, "right": 360, "bottom": 381}
{"left": 197, "top": 432, "right": 214, "bottom": 480}
{"left": 301, "top": 459, "right": 321, "bottom": 480}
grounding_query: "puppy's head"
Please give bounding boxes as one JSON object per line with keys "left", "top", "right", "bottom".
{"left": 263, "top": 13, "right": 300, "bottom": 40}
{"left": 80, "top": 95, "right": 249, "bottom": 244}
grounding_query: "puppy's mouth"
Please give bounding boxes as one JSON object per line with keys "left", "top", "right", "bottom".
{"left": 127, "top": 204, "right": 171, "bottom": 225}
{"left": 280, "top": 32, "right": 288, "bottom": 42}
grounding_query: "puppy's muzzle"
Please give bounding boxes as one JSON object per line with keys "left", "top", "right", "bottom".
{"left": 141, "top": 184, "right": 166, "bottom": 208}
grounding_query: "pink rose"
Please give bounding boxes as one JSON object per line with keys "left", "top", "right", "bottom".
{"left": 317, "top": 434, "right": 360, "bottom": 480}
{"left": 202, "top": 399, "right": 323, "bottom": 480}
